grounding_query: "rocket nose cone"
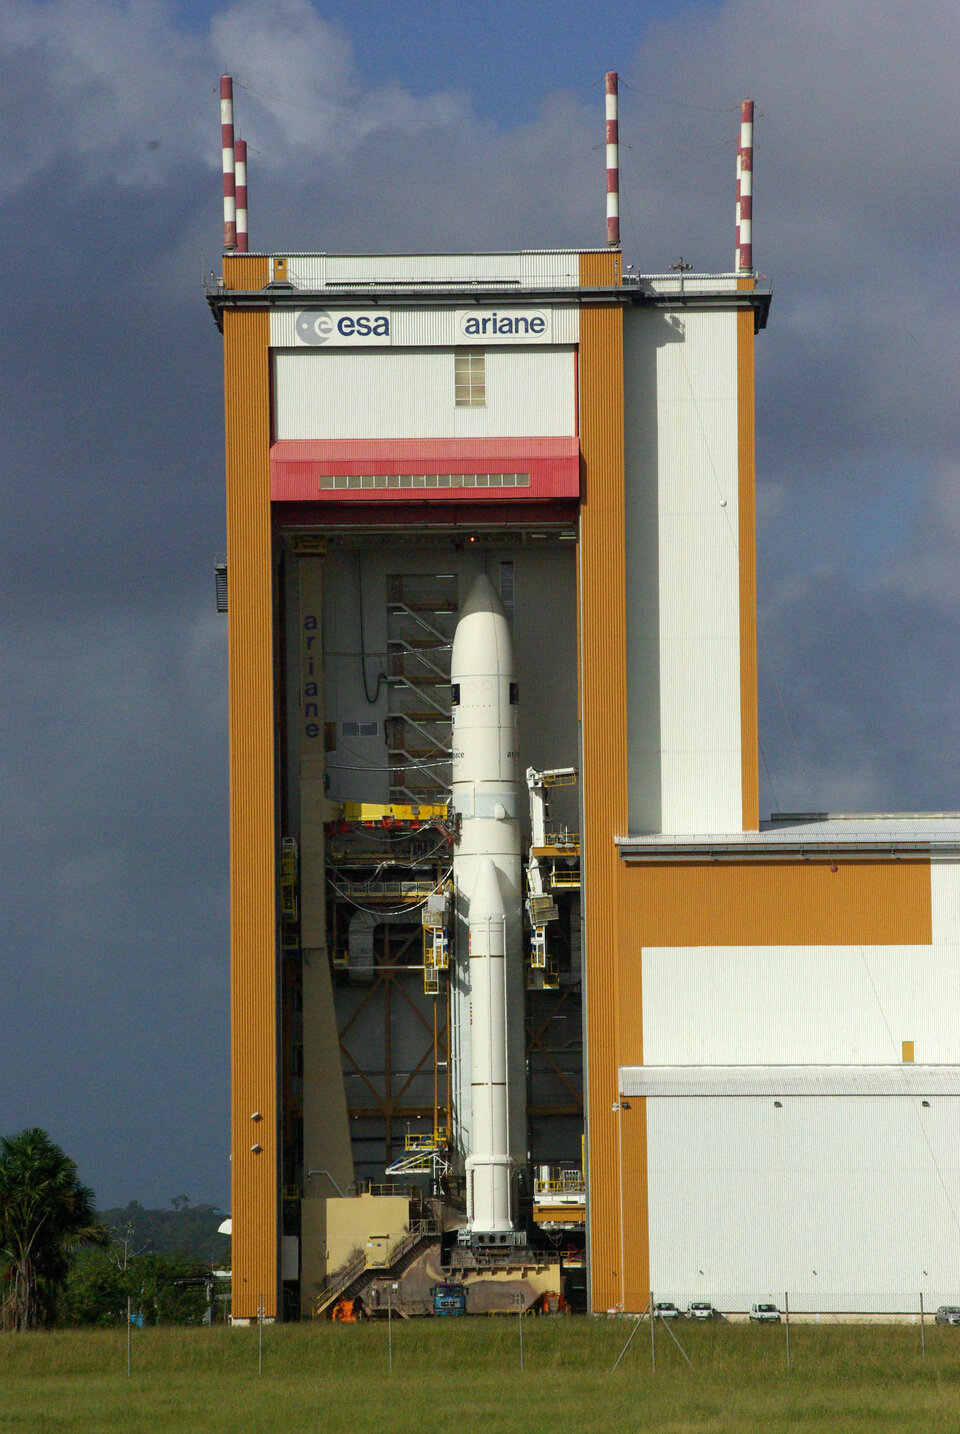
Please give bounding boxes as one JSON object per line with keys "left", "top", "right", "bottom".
{"left": 459, "top": 573, "right": 506, "bottom": 622}
{"left": 469, "top": 857, "right": 506, "bottom": 921}
{"left": 451, "top": 573, "right": 514, "bottom": 681}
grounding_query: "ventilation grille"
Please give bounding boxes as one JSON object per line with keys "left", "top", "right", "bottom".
{"left": 319, "top": 473, "right": 530, "bottom": 491}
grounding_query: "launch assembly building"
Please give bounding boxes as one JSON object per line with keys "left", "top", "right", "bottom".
{"left": 210, "top": 80, "right": 960, "bottom": 1321}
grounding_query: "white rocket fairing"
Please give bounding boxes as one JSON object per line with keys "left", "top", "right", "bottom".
{"left": 449, "top": 574, "right": 523, "bottom": 1235}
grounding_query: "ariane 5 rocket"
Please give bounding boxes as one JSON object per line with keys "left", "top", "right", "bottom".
{"left": 450, "top": 573, "right": 524, "bottom": 1238}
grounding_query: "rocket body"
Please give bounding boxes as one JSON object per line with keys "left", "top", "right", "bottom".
{"left": 465, "top": 858, "right": 513, "bottom": 1231}
{"left": 449, "top": 574, "right": 523, "bottom": 1234}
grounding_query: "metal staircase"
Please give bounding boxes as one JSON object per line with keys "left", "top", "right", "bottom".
{"left": 386, "top": 574, "right": 456, "bottom": 806}
{"left": 312, "top": 1251, "right": 367, "bottom": 1318}
{"left": 312, "top": 1218, "right": 441, "bottom": 1318}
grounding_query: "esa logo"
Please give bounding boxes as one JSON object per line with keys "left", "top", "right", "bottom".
{"left": 296, "top": 310, "right": 391, "bottom": 345}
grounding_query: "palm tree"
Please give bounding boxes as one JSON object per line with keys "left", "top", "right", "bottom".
{"left": 0, "top": 1128, "right": 106, "bottom": 1330}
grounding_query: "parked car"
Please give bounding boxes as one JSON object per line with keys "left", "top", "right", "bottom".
{"left": 654, "top": 1301, "right": 683, "bottom": 1319}
{"left": 750, "top": 1302, "right": 781, "bottom": 1323}
{"left": 688, "top": 1301, "right": 722, "bottom": 1321}
{"left": 935, "top": 1305, "right": 960, "bottom": 1326}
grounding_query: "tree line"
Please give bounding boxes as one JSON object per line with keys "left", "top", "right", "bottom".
{"left": 0, "top": 1128, "right": 229, "bottom": 1329}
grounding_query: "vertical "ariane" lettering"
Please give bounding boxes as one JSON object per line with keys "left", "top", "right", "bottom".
{"left": 301, "top": 613, "right": 322, "bottom": 744}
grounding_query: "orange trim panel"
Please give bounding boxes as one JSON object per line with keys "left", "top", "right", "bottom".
{"left": 223, "top": 254, "right": 279, "bottom": 1320}
{"left": 625, "top": 859, "right": 932, "bottom": 949}
{"left": 577, "top": 249, "right": 637, "bottom": 1315}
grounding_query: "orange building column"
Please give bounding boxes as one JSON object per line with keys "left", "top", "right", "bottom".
{"left": 577, "top": 252, "right": 647, "bottom": 1311}
{"left": 222, "top": 257, "right": 279, "bottom": 1320}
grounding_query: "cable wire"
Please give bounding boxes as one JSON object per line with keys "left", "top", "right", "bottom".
{"left": 327, "top": 757, "right": 451, "bottom": 773}
{"left": 327, "top": 870, "right": 452, "bottom": 921}
{"left": 618, "top": 77, "right": 740, "bottom": 114}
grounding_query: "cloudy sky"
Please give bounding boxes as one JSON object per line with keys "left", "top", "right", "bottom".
{"left": 1, "top": 0, "right": 958, "bottom": 1210}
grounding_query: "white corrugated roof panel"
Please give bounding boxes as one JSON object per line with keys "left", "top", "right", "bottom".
{"left": 641, "top": 274, "right": 742, "bottom": 293}
{"left": 619, "top": 1064, "right": 960, "bottom": 1097}
{"left": 270, "top": 251, "right": 588, "bottom": 290}
{"left": 617, "top": 815, "right": 960, "bottom": 861}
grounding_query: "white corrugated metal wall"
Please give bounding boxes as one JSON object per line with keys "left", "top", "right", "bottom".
{"left": 641, "top": 946, "right": 960, "bottom": 1065}
{"left": 273, "top": 347, "right": 576, "bottom": 440}
{"left": 269, "top": 306, "right": 581, "bottom": 349}
{"left": 644, "top": 1094, "right": 960, "bottom": 1311}
{"left": 623, "top": 307, "right": 743, "bottom": 836}
{"left": 636, "top": 863, "right": 960, "bottom": 1308}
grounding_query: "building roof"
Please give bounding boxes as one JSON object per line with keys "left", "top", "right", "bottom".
{"left": 207, "top": 252, "right": 772, "bottom": 330}
{"left": 616, "top": 814, "right": 960, "bottom": 862}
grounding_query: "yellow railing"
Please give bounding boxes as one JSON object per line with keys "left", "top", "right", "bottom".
{"left": 534, "top": 1171, "right": 586, "bottom": 1197}
{"left": 404, "top": 1132, "right": 442, "bottom": 1152}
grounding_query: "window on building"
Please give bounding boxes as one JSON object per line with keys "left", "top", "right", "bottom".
{"left": 455, "top": 349, "right": 485, "bottom": 406}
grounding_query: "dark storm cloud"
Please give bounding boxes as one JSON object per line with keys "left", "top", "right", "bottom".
{"left": 758, "top": 570, "right": 960, "bottom": 814}
{"left": 0, "top": 606, "right": 228, "bottom": 1203}
{"left": 1, "top": 0, "right": 958, "bottom": 1205}
{"left": 617, "top": 0, "right": 960, "bottom": 813}
{"left": 0, "top": 162, "right": 223, "bottom": 617}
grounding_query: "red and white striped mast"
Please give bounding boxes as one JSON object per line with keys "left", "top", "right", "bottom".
{"left": 220, "top": 75, "right": 237, "bottom": 252}
{"left": 736, "top": 99, "right": 754, "bottom": 273}
{"left": 235, "top": 137, "right": 248, "bottom": 253}
{"left": 605, "top": 71, "right": 620, "bottom": 248}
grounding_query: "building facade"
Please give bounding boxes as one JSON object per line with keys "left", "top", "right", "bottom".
{"left": 212, "top": 247, "right": 960, "bottom": 1321}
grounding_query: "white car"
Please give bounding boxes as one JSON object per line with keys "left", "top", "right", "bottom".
{"left": 688, "top": 1301, "right": 721, "bottom": 1321}
{"left": 750, "top": 1302, "right": 780, "bottom": 1323}
{"left": 654, "top": 1301, "right": 683, "bottom": 1319}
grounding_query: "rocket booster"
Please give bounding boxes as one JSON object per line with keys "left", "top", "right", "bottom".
{"left": 450, "top": 574, "right": 522, "bottom": 1235}
{"left": 465, "top": 858, "right": 512, "bottom": 1232}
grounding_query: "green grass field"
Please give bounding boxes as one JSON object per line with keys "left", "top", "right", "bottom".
{"left": 3, "top": 1319, "right": 960, "bottom": 1434}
